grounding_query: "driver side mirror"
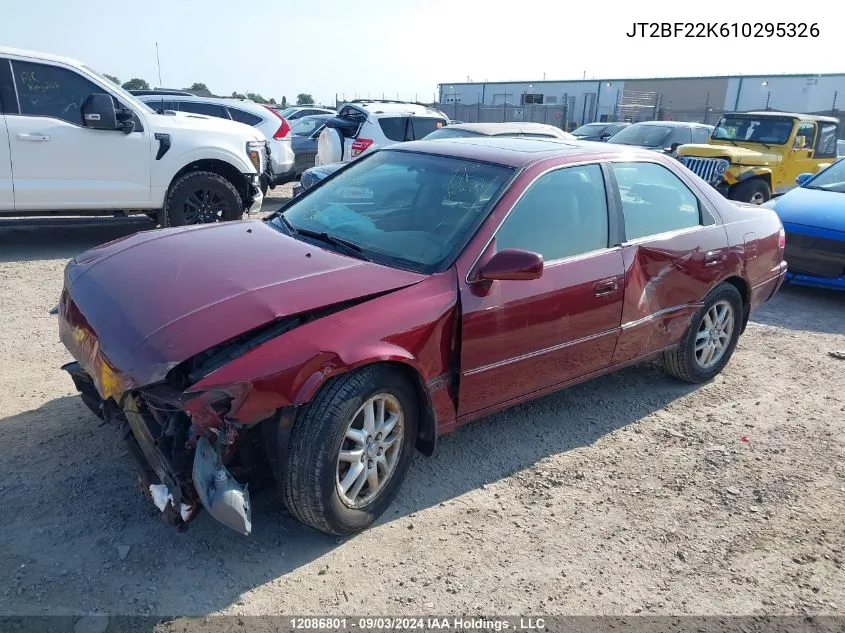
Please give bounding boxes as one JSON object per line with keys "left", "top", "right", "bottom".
{"left": 476, "top": 249, "right": 544, "bottom": 281}
{"left": 664, "top": 142, "right": 682, "bottom": 153}
{"left": 81, "top": 93, "right": 118, "bottom": 130}
{"left": 796, "top": 172, "right": 813, "bottom": 186}
{"left": 793, "top": 135, "right": 807, "bottom": 150}
{"left": 600, "top": 132, "right": 612, "bottom": 141}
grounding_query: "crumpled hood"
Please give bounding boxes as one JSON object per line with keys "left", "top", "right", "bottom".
{"left": 676, "top": 142, "right": 780, "bottom": 167}
{"left": 771, "top": 186, "right": 845, "bottom": 234}
{"left": 59, "top": 220, "right": 425, "bottom": 397}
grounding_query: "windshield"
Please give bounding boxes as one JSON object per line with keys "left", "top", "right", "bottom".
{"left": 422, "top": 127, "right": 484, "bottom": 140}
{"left": 804, "top": 158, "right": 845, "bottom": 193}
{"left": 81, "top": 66, "right": 155, "bottom": 114}
{"left": 270, "top": 150, "right": 514, "bottom": 273}
{"left": 291, "top": 116, "right": 328, "bottom": 136}
{"left": 572, "top": 124, "right": 607, "bottom": 136}
{"left": 711, "top": 116, "right": 794, "bottom": 145}
{"left": 606, "top": 124, "right": 673, "bottom": 148}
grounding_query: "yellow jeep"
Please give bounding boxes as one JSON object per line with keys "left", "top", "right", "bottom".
{"left": 675, "top": 111, "right": 840, "bottom": 204}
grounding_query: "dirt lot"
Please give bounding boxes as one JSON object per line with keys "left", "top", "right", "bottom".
{"left": 1, "top": 188, "right": 843, "bottom": 621}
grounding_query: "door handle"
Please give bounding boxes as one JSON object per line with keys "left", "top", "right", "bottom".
{"left": 704, "top": 250, "right": 722, "bottom": 266}
{"left": 17, "top": 133, "right": 50, "bottom": 142}
{"left": 594, "top": 278, "right": 619, "bottom": 297}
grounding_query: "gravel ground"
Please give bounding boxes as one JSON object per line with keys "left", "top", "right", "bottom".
{"left": 1, "top": 188, "right": 843, "bottom": 623}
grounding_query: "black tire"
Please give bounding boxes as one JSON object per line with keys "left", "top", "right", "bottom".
{"left": 662, "top": 282, "right": 743, "bottom": 384}
{"left": 164, "top": 170, "right": 243, "bottom": 226}
{"left": 283, "top": 365, "right": 418, "bottom": 536}
{"left": 730, "top": 178, "right": 771, "bottom": 205}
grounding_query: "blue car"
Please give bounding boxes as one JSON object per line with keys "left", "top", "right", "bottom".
{"left": 763, "top": 158, "right": 845, "bottom": 291}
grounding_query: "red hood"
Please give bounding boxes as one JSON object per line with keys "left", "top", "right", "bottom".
{"left": 59, "top": 220, "right": 425, "bottom": 397}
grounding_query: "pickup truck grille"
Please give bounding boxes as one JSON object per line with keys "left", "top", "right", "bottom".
{"left": 678, "top": 157, "right": 730, "bottom": 184}
{"left": 784, "top": 231, "right": 845, "bottom": 278}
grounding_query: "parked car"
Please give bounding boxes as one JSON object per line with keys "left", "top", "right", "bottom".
{"left": 293, "top": 122, "right": 575, "bottom": 196}
{"left": 290, "top": 114, "right": 335, "bottom": 174}
{"left": 0, "top": 47, "right": 264, "bottom": 225}
{"left": 606, "top": 121, "right": 714, "bottom": 154}
{"left": 137, "top": 93, "right": 296, "bottom": 194}
{"left": 422, "top": 122, "right": 575, "bottom": 140}
{"left": 837, "top": 139, "right": 845, "bottom": 157}
{"left": 275, "top": 105, "right": 336, "bottom": 120}
{"left": 675, "top": 111, "right": 840, "bottom": 204}
{"left": 571, "top": 121, "right": 631, "bottom": 141}
{"left": 59, "top": 137, "right": 787, "bottom": 537}
{"left": 762, "top": 157, "right": 845, "bottom": 290}
{"left": 315, "top": 99, "right": 449, "bottom": 166}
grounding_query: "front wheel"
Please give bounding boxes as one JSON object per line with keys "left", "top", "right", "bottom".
{"left": 282, "top": 365, "right": 418, "bottom": 535}
{"left": 662, "top": 283, "right": 743, "bottom": 383}
{"left": 730, "top": 179, "right": 770, "bottom": 205}
{"left": 164, "top": 171, "right": 243, "bottom": 226}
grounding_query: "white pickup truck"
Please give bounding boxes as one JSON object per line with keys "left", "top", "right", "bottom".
{"left": 0, "top": 47, "right": 265, "bottom": 225}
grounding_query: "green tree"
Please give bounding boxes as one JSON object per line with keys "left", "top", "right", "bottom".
{"left": 122, "top": 78, "right": 150, "bottom": 91}
{"left": 103, "top": 74, "right": 121, "bottom": 85}
{"left": 246, "top": 92, "right": 268, "bottom": 104}
{"left": 189, "top": 82, "right": 209, "bottom": 92}
{"left": 231, "top": 91, "right": 246, "bottom": 99}
{"left": 281, "top": 96, "right": 287, "bottom": 107}
{"left": 296, "top": 93, "right": 314, "bottom": 105}
{"left": 269, "top": 98, "right": 276, "bottom": 104}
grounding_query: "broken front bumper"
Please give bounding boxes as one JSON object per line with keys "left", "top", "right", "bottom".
{"left": 62, "top": 361, "right": 253, "bottom": 535}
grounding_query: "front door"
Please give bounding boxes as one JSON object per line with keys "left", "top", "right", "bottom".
{"left": 4, "top": 58, "right": 151, "bottom": 211}
{"left": 781, "top": 121, "right": 818, "bottom": 193}
{"left": 607, "top": 160, "right": 730, "bottom": 364}
{"left": 457, "top": 162, "right": 625, "bottom": 417}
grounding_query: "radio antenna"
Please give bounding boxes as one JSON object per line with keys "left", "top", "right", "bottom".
{"left": 155, "top": 42, "right": 163, "bottom": 88}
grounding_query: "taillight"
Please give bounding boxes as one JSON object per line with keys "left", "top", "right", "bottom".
{"left": 350, "top": 138, "right": 374, "bottom": 158}
{"left": 263, "top": 105, "right": 290, "bottom": 140}
{"left": 778, "top": 226, "right": 786, "bottom": 250}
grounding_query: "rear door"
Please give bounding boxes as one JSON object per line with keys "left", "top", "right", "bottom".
{"left": 607, "top": 160, "right": 730, "bottom": 364}
{"left": 457, "top": 162, "right": 625, "bottom": 416}
{"left": 0, "top": 59, "right": 13, "bottom": 210}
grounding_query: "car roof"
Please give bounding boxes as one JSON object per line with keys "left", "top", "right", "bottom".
{"left": 445, "top": 122, "right": 568, "bottom": 135}
{"left": 627, "top": 120, "right": 712, "bottom": 128}
{"left": 137, "top": 94, "right": 270, "bottom": 115}
{"left": 737, "top": 110, "right": 840, "bottom": 124}
{"left": 343, "top": 100, "right": 447, "bottom": 118}
{"left": 388, "top": 135, "right": 653, "bottom": 168}
{"left": 0, "top": 46, "right": 82, "bottom": 66}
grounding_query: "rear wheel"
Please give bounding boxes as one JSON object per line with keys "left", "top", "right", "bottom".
{"left": 662, "top": 283, "right": 743, "bottom": 383}
{"left": 282, "top": 365, "right": 418, "bottom": 535}
{"left": 730, "top": 178, "right": 770, "bottom": 205}
{"left": 164, "top": 171, "right": 243, "bottom": 226}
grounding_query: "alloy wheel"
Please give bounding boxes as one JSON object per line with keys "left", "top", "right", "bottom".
{"left": 336, "top": 394, "right": 405, "bottom": 508}
{"left": 183, "top": 188, "right": 227, "bottom": 224}
{"left": 695, "top": 300, "right": 735, "bottom": 370}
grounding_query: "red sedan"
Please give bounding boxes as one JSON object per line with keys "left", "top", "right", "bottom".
{"left": 59, "top": 137, "right": 787, "bottom": 536}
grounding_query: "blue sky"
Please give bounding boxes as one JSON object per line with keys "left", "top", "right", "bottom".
{"left": 0, "top": 0, "right": 837, "bottom": 104}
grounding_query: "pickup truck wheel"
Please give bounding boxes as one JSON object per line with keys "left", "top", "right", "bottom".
{"left": 662, "top": 282, "right": 743, "bottom": 383}
{"left": 165, "top": 171, "right": 243, "bottom": 226}
{"left": 731, "top": 179, "right": 770, "bottom": 205}
{"left": 283, "top": 365, "right": 418, "bottom": 536}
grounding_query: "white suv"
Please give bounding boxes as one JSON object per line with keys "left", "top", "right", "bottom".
{"left": 316, "top": 100, "right": 449, "bottom": 166}
{"left": 138, "top": 94, "right": 296, "bottom": 194}
{"left": 0, "top": 47, "right": 265, "bottom": 225}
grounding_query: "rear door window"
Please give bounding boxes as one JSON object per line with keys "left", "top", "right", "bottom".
{"left": 178, "top": 101, "right": 229, "bottom": 119}
{"left": 409, "top": 117, "right": 446, "bottom": 140}
{"left": 378, "top": 117, "right": 409, "bottom": 142}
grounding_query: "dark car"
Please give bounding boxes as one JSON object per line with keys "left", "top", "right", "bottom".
{"left": 571, "top": 122, "right": 631, "bottom": 141}
{"left": 291, "top": 114, "right": 335, "bottom": 174}
{"left": 59, "top": 137, "right": 787, "bottom": 538}
{"left": 607, "top": 121, "right": 714, "bottom": 153}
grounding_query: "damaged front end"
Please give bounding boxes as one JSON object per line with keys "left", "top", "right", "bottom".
{"left": 63, "top": 361, "right": 264, "bottom": 535}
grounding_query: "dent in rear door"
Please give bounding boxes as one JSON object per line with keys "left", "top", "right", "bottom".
{"left": 608, "top": 161, "right": 730, "bottom": 364}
